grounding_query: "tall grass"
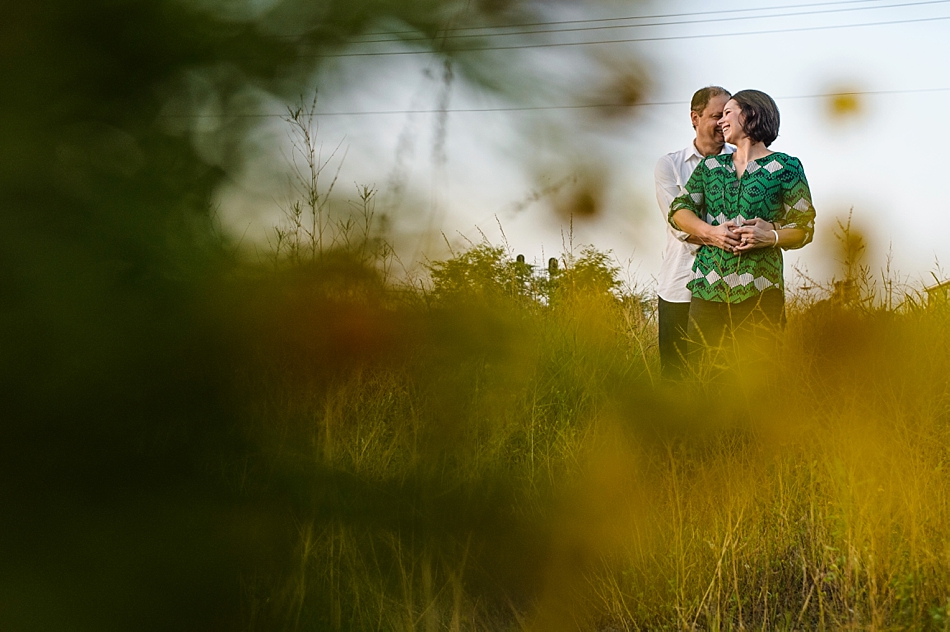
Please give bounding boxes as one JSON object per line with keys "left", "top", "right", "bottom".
{"left": 212, "top": 106, "right": 950, "bottom": 630}
{"left": 230, "top": 187, "right": 950, "bottom": 630}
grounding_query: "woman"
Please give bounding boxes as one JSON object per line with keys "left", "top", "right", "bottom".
{"left": 668, "top": 89, "right": 815, "bottom": 354}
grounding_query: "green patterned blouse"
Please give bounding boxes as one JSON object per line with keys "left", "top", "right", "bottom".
{"left": 669, "top": 152, "right": 815, "bottom": 303}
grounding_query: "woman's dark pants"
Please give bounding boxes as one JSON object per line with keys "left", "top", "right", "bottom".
{"left": 686, "top": 289, "right": 785, "bottom": 366}
{"left": 658, "top": 297, "right": 691, "bottom": 379}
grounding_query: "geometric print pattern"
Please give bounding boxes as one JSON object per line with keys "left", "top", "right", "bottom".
{"left": 669, "top": 152, "right": 816, "bottom": 304}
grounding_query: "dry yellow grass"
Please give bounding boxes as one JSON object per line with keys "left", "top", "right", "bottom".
{"left": 234, "top": 234, "right": 950, "bottom": 631}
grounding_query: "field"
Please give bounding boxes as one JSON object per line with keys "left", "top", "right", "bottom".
{"left": 9, "top": 106, "right": 950, "bottom": 630}
{"left": 222, "top": 214, "right": 950, "bottom": 630}
{"left": 11, "top": 3, "right": 950, "bottom": 630}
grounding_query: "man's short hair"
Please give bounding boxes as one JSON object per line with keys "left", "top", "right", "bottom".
{"left": 690, "top": 86, "right": 731, "bottom": 116}
{"left": 730, "top": 89, "right": 781, "bottom": 147}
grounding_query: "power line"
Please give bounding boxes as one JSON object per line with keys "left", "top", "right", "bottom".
{"left": 344, "top": 0, "right": 950, "bottom": 44}
{"left": 158, "top": 87, "right": 950, "bottom": 119}
{"left": 308, "top": 0, "right": 908, "bottom": 38}
{"left": 302, "top": 13, "right": 950, "bottom": 57}
{"left": 781, "top": 86, "right": 950, "bottom": 100}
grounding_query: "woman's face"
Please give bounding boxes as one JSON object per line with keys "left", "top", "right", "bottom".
{"left": 718, "top": 99, "right": 746, "bottom": 145}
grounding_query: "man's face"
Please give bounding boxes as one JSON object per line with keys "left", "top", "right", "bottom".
{"left": 691, "top": 93, "right": 730, "bottom": 147}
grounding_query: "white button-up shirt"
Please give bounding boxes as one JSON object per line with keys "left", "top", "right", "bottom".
{"left": 654, "top": 142, "right": 734, "bottom": 302}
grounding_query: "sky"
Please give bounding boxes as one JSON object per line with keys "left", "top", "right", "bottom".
{"left": 216, "top": 0, "right": 950, "bottom": 294}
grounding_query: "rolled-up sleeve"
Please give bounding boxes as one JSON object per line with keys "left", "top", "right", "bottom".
{"left": 668, "top": 161, "right": 706, "bottom": 231}
{"left": 777, "top": 157, "right": 816, "bottom": 250}
{"left": 654, "top": 155, "right": 692, "bottom": 244}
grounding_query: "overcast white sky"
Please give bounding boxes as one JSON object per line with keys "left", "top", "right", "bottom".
{"left": 217, "top": 0, "right": 950, "bottom": 292}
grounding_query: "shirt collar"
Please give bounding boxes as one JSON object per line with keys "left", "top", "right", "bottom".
{"left": 688, "top": 141, "right": 704, "bottom": 160}
{"left": 689, "top": 140, "right": 734, "bottom": 159}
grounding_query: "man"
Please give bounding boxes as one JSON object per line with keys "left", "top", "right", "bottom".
{"left": 654, "top": 86, "right": 733, "bottom": 378}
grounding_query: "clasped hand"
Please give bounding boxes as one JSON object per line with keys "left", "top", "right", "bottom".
{"left": 704, "top": 218, "right": 774, "bottom": 253}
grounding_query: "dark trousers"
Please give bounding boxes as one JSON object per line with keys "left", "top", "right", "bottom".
{"left": 658, "top": 297, "right": 691, "bottom": 379}
{"left": 686, "top": 289, "right": 785, "bottom": 367}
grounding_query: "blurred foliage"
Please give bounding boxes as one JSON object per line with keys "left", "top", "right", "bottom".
{"left": 0, "top": 0, "right": 570, "bottom": 629}
{"left": 6, "top": 1, "right": 950, "bottom": 630}
{"left": 826, "top": 88, "right": 864, "bottom": 120}
{"left": 233, "top": 232, "right": 655, "bottom": 630}
{"left": 228, "top": 229, "right": 950, "bottom": 630}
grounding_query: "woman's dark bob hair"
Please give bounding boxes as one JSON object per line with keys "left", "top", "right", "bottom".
{"left": 731, "top": 89, "right": 780, "bottom": 147}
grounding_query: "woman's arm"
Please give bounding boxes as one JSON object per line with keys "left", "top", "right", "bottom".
{"left": 733, "top": 218, "right": 804, "bottom": 252}
{"left": 668, "top": 160, "right": 743, "bottom": 252}
{"left": 769, "top": 157, "right": 816, "bottom": 251}
{"left": 671, "top": 209, "right": 743, "bottom": 252}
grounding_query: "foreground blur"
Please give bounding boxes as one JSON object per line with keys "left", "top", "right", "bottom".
{"left": 0, "top": 0, "right": 614, "bottom": 627}
{"left": 227, "top": 240, "right": 950, "bottom": 630}
{"left": 5, "top": 2, "right": 950, "bottom": 630}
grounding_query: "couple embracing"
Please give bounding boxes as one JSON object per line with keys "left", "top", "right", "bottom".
{"left": 654, "top": 87, "right": 817, "bottom": 378}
